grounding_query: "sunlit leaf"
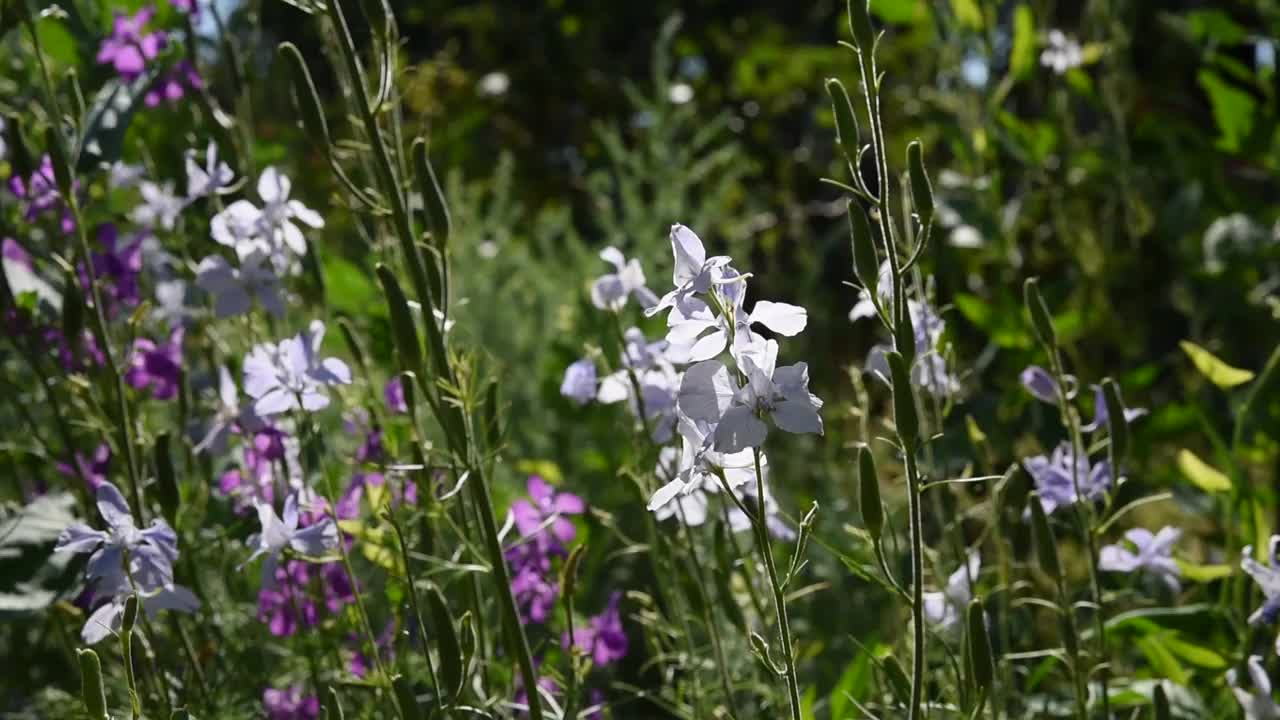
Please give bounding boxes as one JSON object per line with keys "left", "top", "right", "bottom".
{"left": 1176, "top": 449, "right": 1232, "bottom": 493}
{"left": 1197, "top": 70, "right": 1256, "bottom": 152}
{"left": 1009, "top": 5, "right": 1035, "bottom": 78}
{"left": 1174, "top": 561, "right": 1232, "bottom": 583}
{"left": 1179, "top": 340, "right": 1254, "bottom": 388}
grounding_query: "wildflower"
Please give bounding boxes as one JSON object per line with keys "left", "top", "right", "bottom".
{"left": 196, "top": 250, "right": 285, "bottom": 318}
{"left": 511, "top": 476, "right": 584, "bottom": 544}
{"left": 129, "top": 180, "right": 184, "bottom": 230}
{"left": 56, "top": 481, "right": 178, "bottom": 590}
{"left": 256, "top": 166, "right": 324, "bottom": 258}
{"left": 8, "top": 155, "right": 74, "bottom": 232}
{"left": 194, "top": 366, "right": 247, "bottom": 454}
{"left": 507, "top": 534, "right": 562, "bottom": 625}
{"left": 590, "top": 246, "right": 658, "bottom": 311}
{"left": 560, "top": 358, "right": 597, "bottom": 405}
{"left": 1099, "top": 526, "right": 1182, "bottom": 593}
{"left": 153, "top": 278, "right": 194, "bottom": 326}
{"left": 1040, "top": 30, "right": 1083, "bottom": 74}
{"left": 563, "top": 592, "right": 629, "bottom": 666}
{"left": 923, "top": 553, "right": 980, "bottom": 632}
{"left": 1020, "top": 365, "right": 1064, "bottom": 404}
{"left": 96, "top": 7, "right": 165, "bottom": 79}
{"left": 1242, "top": 537, "right": 1280, "bottom": 654}
{"left": 645, "top": 224, "right": 732, "bottom": 318}
{"left": 56, "top": 443, "right": 111, "bottom": 490}
{"left": 664, "top": 268, "right": 807, "bottom": 363}
{"left": 85, "top": 224, "right": 143, "bottom": 310}
{"left": 1081, "top": 383, "right": 1147, "bottom": 432}
{"left": 1229, "top": 656, "right": 1280, "bottom": 720}
{"left": 243, "top": 320, "right": 352, "bottom": 415}
{"left": 245, "top": 492, "right": 340, "bottom": 588}
{"left": 596, "top": 329, "right": 682, "bottom": 442}
{"left": 263, "top": 685, "right": 320, "bottom": 720}
{"left": 145, "top": 60, "right": 204, "bottom": 107}
{"left": 862, "top": 298, "right": 958, "bottom": 398}
{"left": 648, "top": 418, "right": 757, "bottom": 513}
{"left": 125, "top": 327, "right": 184, "bottom": 400}
{"left": 185, "top": 140, "right": 235, "bottom": 199}
{"left": 384, "top": 376, "right": 408, "bottom": 414}
{"left": 79, "top": 570, "right": 200, "bottom": 645}
{"left": 1023, "top": 442, "right": 1111, "bottom": 515}
{"left": 257, "top": 560, "right": 320, "bottom": 636}
{"left": 109, "top": 161, "right": 146, "bottom": 189}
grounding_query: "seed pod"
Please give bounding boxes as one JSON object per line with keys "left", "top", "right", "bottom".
{"left": 967, "top": 599, "right": 994, "bottom": 691}
{"left": 825, "top": 78, "right": 861, "bottom": 168}
{"left": 561, "top": 544, "right": 586, "bottom": 601}
{"left": 1101, "top": 378, "right": 1129, "bottom": 461}
{"left": 278, "top": 43, "right": 331, "bottom": 143}
{"left": 484, "top": 379, "right": 502, "bottom": 450}
{"left": 121, "top": 594, "right": 139, "bottom": 634}
{"left": 457, "top": 611, "right": 476, "bottom": 685}
{"left": 153, "top": 432, "right": 180, "bottom": 525}
{"left": 1023, "top": 278, "right": 1057, "bottom": 349}
{"left": 906, "top": 140, "right": 933, "bottom": 224}
{"left": 858, "top": 445, "right": 883, "bottom": 539}
{"left": 881, "top": 655, "right": 912, "bottom": 705}
{"left": 847, "top": 0, "right": 876, "bottom": 52}
{"left": 77, "top": 648, "right": 108, "bottom": 720}
{"left": 894, "top": 297, "right": 916, "bottom": 368}
{"left": 412, "top": 138, "right": 451, "bottom": 252}
{"left": 44, "top": 126, "right": 74, "bottom": 198}
{"left": 1153, "top": 682, "right": 1171, "bottom": 720}
{"left": 426, "top": 586, "right": 464, "bottom": 698}
{"left": 375, "top": 265, "right": 424, "bottom": 378}
{"left": 887, "top": 351, "right": 918, "bottom": 449}
{"left": 848, "top": 202, "right": 879, "bottom": 297}
{"left": 996, "top": 464, "right": 1030, "bottom": 529}
{"left": 1029, "top": 494, "right": 1061, "bottom": 580}
{"left": 391, "top": 675, "right": 421, "bottom": 720}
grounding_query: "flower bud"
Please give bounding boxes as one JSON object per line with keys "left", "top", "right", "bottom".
{"left": 77, "top": 648, "right": 108, "bottom": 720}
{"left": 847, "top": 0, "right": 876, "bottom": 52}
{"left": 1101, "top": 378, "right": 1129, "bottom": 461}
{"left": 887, "top": 351, "right": 918, "bottom": 449}
{"left": 848, "top": 202, "right": 879, "bottom": 297}
{"left": 1029, "top": 494, "right": 1061, "bottom": 580}
{"left": 1023, "top": 278, "right": 1056, "bottom": 349}
{"left": 858, "top": 445, "right": 883, "bottom": 539}
{"left": 907, "top": 140, "right": 933, "bottom": 224}
{"left": 825, "top": 78, "right": 861, "bottom": 168}
{"left": 967, "top": 599, "right": 994, "bottom": 691}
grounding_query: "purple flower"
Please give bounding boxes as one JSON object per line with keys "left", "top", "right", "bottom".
{"left": 196, "top": 250, "right": 285, "bottom": 318}
{"left": 245, "top": 492, "right": 340, "bottom": 588}
{"left": 384, "top": 376, "right": 408, "bottom": 413}
{"left": 263, "top": 685, "right": 320, "bottom": 720}
{"left": 56, "top": 443, "right": 111, "bottom": 490}
{"left": 560, "top": 358, "right": 597, "bottom": 405}
{"left": 357, "top": 428, "right": 384, "bottom": 464}
{"left": 511, "top": 476, "right": 584, "bottom": 544}
{"left": 1099, "top": 526, "right": 1182, "bottom": 593}
{"left": 145, "top": 60, "right": 203, "bottom": 107}
{"left": 125, "top": 327, "right": 184, "bottom": 400}
{"left": 8, "top": 155, "right": 74, "bottom": 232}
{"left": 244, "top": 320, "right": 352, "bottom": 415}
{"left": 563, "top": 592, "right": 629, "bottom": 666}
{"left": 96, "top": 7, "right": 165, "bottom": 79}
{"left": 170, "top": 0, "right": 199, "bottom": 14}
{"left": 1081, "top": 383, "right": 1148, "bottom": 433}
{"left": 1242, "top": 537, "right": 1280, "bottom": 651}
{"left": 506, "top": 533, "right": 563, "bottom": 625}
{"left": 349, "top": 622, "right": 395, "bottom": 678}
{"left": 84, "top": 224, "right": 143, "bottom": 311}
{"left": 1023, "top": 442, "right": 1111, "bottom": 515}
{"left": 3, "top": 237, "right": 31, "bottom": 268}
{"left": 1020, "top": 365, "right": 1062, "bottom": 404}
{"left": 55, "top": 481, "right": 178, "bottom": 590}
{"left": 258, "top": 560, "right": 319, "bottom": 637}
{"left": 1228, "top": 655, "right": 1280, "bottom": 719}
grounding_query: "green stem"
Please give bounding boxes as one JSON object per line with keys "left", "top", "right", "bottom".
{"left": 751, "top": 450, "right": 802, "bottom": 720}
{"left": 903, "top": 449, "right": 926, "bottom": 720}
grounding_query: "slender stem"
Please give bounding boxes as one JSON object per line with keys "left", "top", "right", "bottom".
{"left": 678, "top": 504, "right": 740, "bottom": 719}
{"left": 387, "top": 511, "right": 444, "bottom": 713}
{"left": 750, "top": 449, "right": 802, "bottom": 720}
{"left": 903, "top": 449, "right": 926, "bottom": 720}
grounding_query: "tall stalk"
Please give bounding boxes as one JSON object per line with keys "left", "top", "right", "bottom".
{"left": 751, "top": 449, "right": 803, "bottom": 720}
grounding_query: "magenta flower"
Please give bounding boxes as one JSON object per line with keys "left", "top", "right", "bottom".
{"left": 125, "top": 327, "right": 184, "bottom": 400}
{"left": 263, "top": 684, "right": 320, "bottom": 720}
{"left": 56, "top": 443, "right": 112, "bottom": 490}
{"left": 257, "top": 560, "right": 319, "bottom": 637}
{"left": 145, "top": 60, "right": 204, "bottom": 107}
{"left": 83, "top": 224, "right": 143, "bottom": 311}
{"left": 384, "top": 376, "right": 408, "bottom": 414}
{"left": 96, "top": 7, "right": 166, "bottom": 79}
{"left": 511, "top": 476, "right": 584, "bottom": 544}
{"left": 563, "top": 592, "right": 629, "bottom": 666}
{"left": 8, "top": 155, "right": 74, "bottom": 232}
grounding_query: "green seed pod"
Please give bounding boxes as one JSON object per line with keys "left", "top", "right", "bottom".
{"left": 153, "top": 432, "right": 180, "bottom": 525}
{"left": 748, "top": 631, "right": 779, "bottom": 675}
{"left": 894, "top": 296, "right": 916, "bottom": 368}
{"left": 391, "top": 676, "right": 421, "bottom": 720}
{"left": 996, "top": 464, "right": 1030, "bottom": 531}
{"left": 1101, "top": 378, "right": 1129, "bottom": 461}
{"left": 825, "top": 78, "right": 861, "bottom": 167}
{"left": 857, "top": 445, "right": 883, "bottom": 539}
{"left": 847, "top": 0, "right": 876, "bottom": 52}
{"left": 881, "top": 655, "right": 912, "bottom": 705}
{"left": 375, "top": 264, "right": 424, "bottom": 378}
{"left": 426, "top": 586, "right": 464, "bottom": 697}
{"left": 323, "top": 686, "right": 344, "bottom": 720}
{"left": 121, "top": 594, "right": 139, "bottom": 634}
{"left": 278, "top": 43, "right": 331, "bottom": 143}
{"left": 44, "top": 126, "right": 74, "bottom": 198}
{"left": 848, "top": 202, "right": 879, "bottom": 298}
{"left": 906, "top": 140, "right": 933, "bottom": 224}
{"left": 484, "top": 379, "right": 502, "bottom": 450}
{"left": 77, "top": 648, "right": 108, "bottom": 720}
{"left": 1029, "top": 494, "right": 1061, "bottom": 579}
{"left": 887, "top": 351, "right": 919, "bottom": 449}
{"left": 561, "top": 544, "right": 586, "bottom": 601}
{"left": 457, "top": 611, "right": 476, "bottom": 685}
{"left": 967, "top": 599, "right": 994, "bottom": 691}
{"left": 1153, "top": 682, "right": 1171, "bottom": 720}
{"left": 1023, "top": 278, "right": 1057, "bottom": 349}
{"left": 412, "top": 138, "right": 451, "bottom": 252}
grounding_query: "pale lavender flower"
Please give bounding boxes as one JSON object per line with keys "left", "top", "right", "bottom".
{"left": 196, "top": 251, "right": 284, "bottom": 318}
{"left": 109, "top": 161, "right": 146, "bottom": 189}
{"left": 185, "top": 140, "right": 235, "bottom": 199}
{"left": 1243, "top": 537, "right": 1280, "bottom": 655}
{"left": 129, "top": 180, "right": 184, "bottom": 231}
{"left": 257, "top": 166, "right": 324, "bottom": 258}
{"left": 243, "top": 320, "right": 352, "bottom": 415}
{"left": 590, "top": 247, "right": 657, "bottom": 311}
{"left": 1023, "top": 442, "right": 1111, "bottom": 515}
{"left": 1020, "top": 365, "right": 1062, "bottom": 404}
{"left": 1081, "top": 383, "right": 1148, "bottom": 432}
{"left": 245, "top": 492, "right": 339, "bottom": 589}
{"left": 596, "top": 329, "right": 682, "bottom": 442}
{"left": 211, "top": 199, "right": 266, "bottom": 258}
{"left": 79, "top": 569, "right": 199, "bottom": 645}
{"left": 384, "top": 377, "right": 408, "bottom": 414}
{"left": 863, "top": 298, "right": 958, "bottom": 398}
{"left": 194, "top": 366, "right": 246, "bottom": 454}
{"left": 264, "top": 685, "right": 320, "bottom": 720}
{"left": 560, "top": 358, "right": 597, "bottom": 405}
{"left": 648, "top": 418, "right": 757, "bottom": 514}
{"left": 1229, "top": 656, "right": 1280, "bottom": 720}
{"left": 923, "top": 552, "right": 980, "bottom": 632}
{"left": 55, "top": 481, "right": 178, "bottom": 591}
{"left": 664, "top": 270, "right": 806, "bottom": 363}
{"left": 645, "top": 224, "right": 732, "bottom": 318}
{"left": 1099, "top": 526, "right": 1181, "bottom": 593}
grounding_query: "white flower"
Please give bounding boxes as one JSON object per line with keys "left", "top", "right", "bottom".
{"left": 109, "top": 161, "right": 146, "bottom": 189}
{"left": 923, "top": 552, "right": 980, "bottom": 632}
{"left": 1229, "top": 656, "right": 1280, "bottom": 720}
{"left": 1098, "top": 526, "right": 1182, "bottom": 593}
{"left": 194, "top": 365, "right": 250, "bottom": 454}
{"left": 647, "top": 417, "right": 758, "bottom": 513}
{"left": 210, "top": 167, "right": 322, "bottom": 275}
{"left": 243, "top": 320, "right": 352, "bottom": 416}
{"left": 244, "top": 492, "right": 339, "bottom": 588}
{"left": 597, "top": 328, "right": 682, "bottom": 442}
{"left": 646, "top": 224, "right": 732, "bottom": 319}
{"left": 650, "top": 444, "right": 792, "bottom": 539}
{"left": 590, "top": 247, "right": 658, "bottom": 311}
{"left": 196, "top": 251, "right": 284, "bottom": 318}
{"left": 256, "top": 166, "right": 324, "bottom": 256}
{"left": 668, "top": 82, "right": 694, "bottom": 104}
{"left": 478, "top": 71, "right": 510, "bottom": 96}
{"left": 560, "top": 358, "right": 597, "bottom": 405}
{"left": 1040, "top": 30, "right": 1083, "bottom": 74}
{"left": 130, "top": 180, "right": 185, "bottom": 231}
{"left": 666, "top": 266, "right": 806, "bottom": 363}
{"left": 185, "top": 140, "right": 235, "bottom": 199}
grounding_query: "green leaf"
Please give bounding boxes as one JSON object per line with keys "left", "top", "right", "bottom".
{"left": 950, "top": 0, "right": 982, "bottom": 29}
{"left": 1196, "top": 70, "right": 1256, "bottom": 153}
{"left": 1161, "top": 636, "right": 1226, "bottom": 669}
{"left": 1176, "top": 449, "right": 1232, "bottom": 493}
{"left": 323, "top": 257, "right": 379, "bottom": 316}
{"left": 1179, "top": 340, "right": 1254, "bottom": 388}
{"left": 1173, "top": 560, "right": 1232, "bottom": 583}
{"left": 76, "top": 72, "right": 156, "bottom": 172}
{"left": 1009, "top": 5, "right": 1035, "bottom": 78}
{"left": 828, "top": 651, "right": 872, "bottom": 719}
{"left": 870, "top": 0, "right": 927, "bottom": 24}
{"left": 1135, "top": 636, "right": 1189, "bottom": 686}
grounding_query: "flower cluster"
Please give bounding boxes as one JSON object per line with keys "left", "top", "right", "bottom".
{"left": 506, "top": 476, "right": 584, "bottom": 625}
